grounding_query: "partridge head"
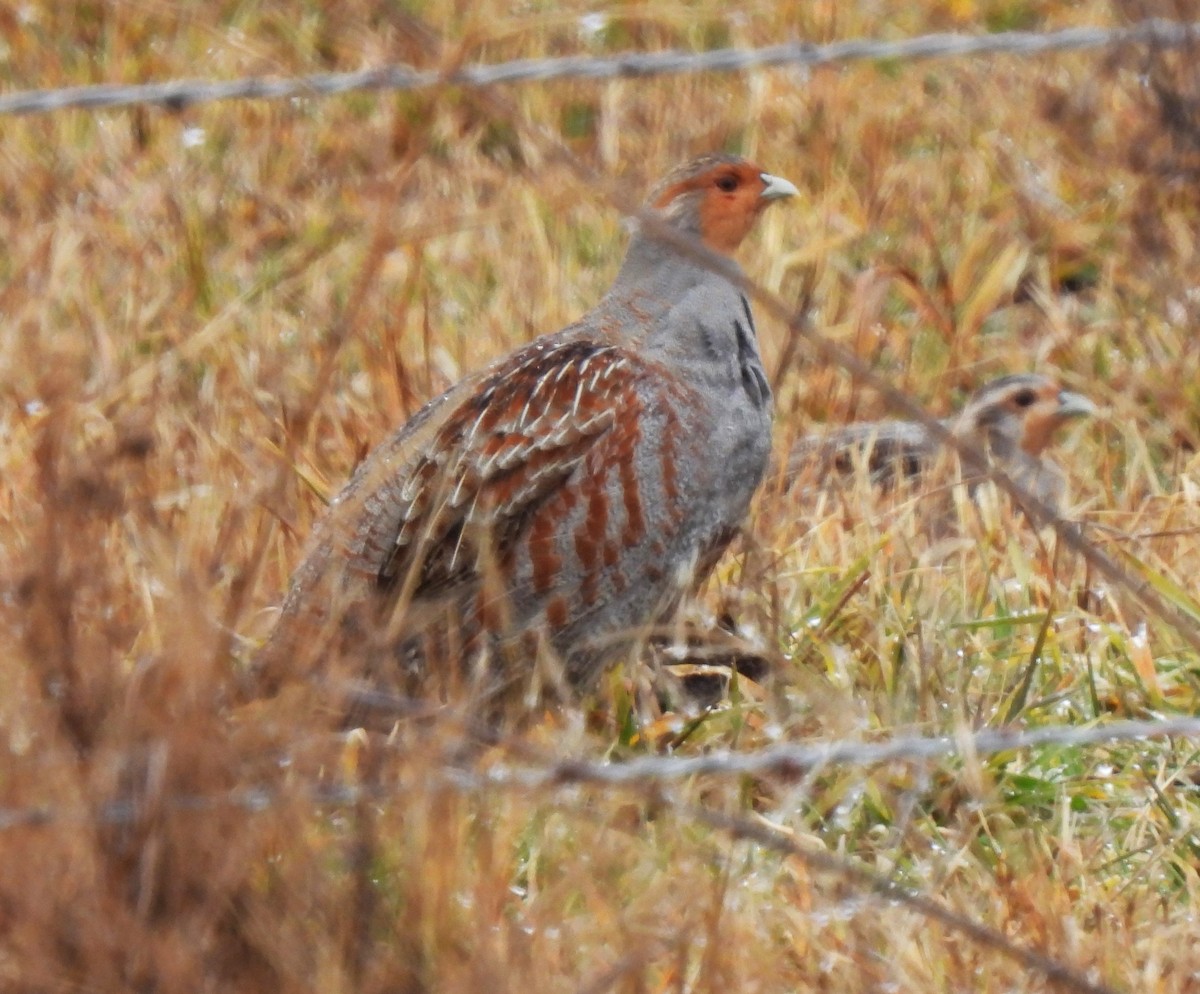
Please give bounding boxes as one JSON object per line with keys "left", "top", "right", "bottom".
{"left": 956, "top": 373, "right": 1096, "bottom": 463}
{"left": 257, "top": 153, "right": 797, "bottom": 703}
{"left": 644, "top": 153, "right": 801, "bottom": 254}
{"left": 953, "top": 373, "right": 1096, "bottom": 505}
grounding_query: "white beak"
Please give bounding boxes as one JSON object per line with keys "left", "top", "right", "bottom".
{"left": 1056, "top": 391, "right": 1097, "bottom": 419}
{"left": 759, "top": 172, "right": 800, "bottom": 201}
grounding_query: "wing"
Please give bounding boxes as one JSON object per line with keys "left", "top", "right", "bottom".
{"left": 790, "top": 420, "right": 935, "bottom": 487}
{"left": 328, "top": 333, "right": 642, "bottom": 604}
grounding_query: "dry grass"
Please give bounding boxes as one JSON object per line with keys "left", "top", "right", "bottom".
{"left": 3, "top": 1, "right": 1200, "bottom": 991}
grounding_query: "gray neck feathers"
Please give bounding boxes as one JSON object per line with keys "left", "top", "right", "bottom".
{"left": 595, "top": 226, "right": 744, "bottom": 344}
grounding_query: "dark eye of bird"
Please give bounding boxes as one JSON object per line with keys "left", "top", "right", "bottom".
{"left": 1013, "top": 389, "right": 1037, "bottom": 408}
{"left": 715, "top": 174, "right": 739, "bottom": 192}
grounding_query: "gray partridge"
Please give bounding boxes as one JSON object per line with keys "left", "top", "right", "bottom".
{"left": 788, "top": 373, "right": 1096, "bottom": 507}
{"left": 258, "top": 154, "right": 798, "bottom": 699}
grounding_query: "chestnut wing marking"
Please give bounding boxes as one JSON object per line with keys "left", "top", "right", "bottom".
{"left": 370, "top": 340, "right": 636, "bottom": 600}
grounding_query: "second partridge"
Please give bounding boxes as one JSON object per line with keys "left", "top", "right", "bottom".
{"left": 788, "top": 373, "right": 1096, "bottom": 507}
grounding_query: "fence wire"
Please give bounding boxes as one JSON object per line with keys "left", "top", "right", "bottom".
{"left": 2, "top": 714, "right": 1197, "bottom": 833}
{"left": 1, "top": 715, "right": 1146, "bottom": 994}
{"left": 1, "top": 18, "right": 1197, "bottom": 117}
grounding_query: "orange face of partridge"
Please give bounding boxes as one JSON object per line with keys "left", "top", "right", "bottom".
{"left": 990, "top": 379, "right": 1097, "bottom": 456}
{"left": 652, "top": 159, "right": 796, "bottom": 255}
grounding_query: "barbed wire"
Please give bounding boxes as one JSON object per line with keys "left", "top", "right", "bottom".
{"left": 2, "top": 713, "right": 1197, "bottom": 833}
{"left": 481, "top": 713, "right": 1200, "bottom": 790}
{"left": 1, "top": 18, "right": 1197, "bottom": 118}
{"left": 0, "top": 718, "right": 1145, "bottom": 994}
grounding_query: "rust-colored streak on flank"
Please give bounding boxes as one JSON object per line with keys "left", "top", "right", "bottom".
{"left": 626, "top": 297, "right": 652, "bottom": 325}
{"left": 658, "top": 416, "right": 681, "bottom": 522}
{"left": 528, "top": 509, "right": 563, "bottom": 595}
{"left": 575, "top": 475, "right": 608, "bottom": 607}
{"left": 601, "top": 464, "right": 623, "bottom": 585}
{"left": 526, "top": 464, "right": 580, "bottom": 596}
{"left": 475, "top": 586, "right": 501, "bottom": 633}
{"left": 616, "top": 420, "right": 646, "bottom": 549}
{"left": 602, "top": 540, "right": 620, "bottom": 569}
{"left": 545, "top": 595, "right": 569, "bottom": 631}
{"left": 573, "top": 372, "right": 635, "bottom": 607}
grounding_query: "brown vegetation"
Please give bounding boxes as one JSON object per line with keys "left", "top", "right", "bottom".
{"left": 2, "top": 2, "right": 1200, "bottom": 991}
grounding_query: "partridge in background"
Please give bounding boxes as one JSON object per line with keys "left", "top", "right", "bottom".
{"left": 788, "top": 373, "right": 1097, "bottom": 507}
{"left": 258, "top": 154, "right": 798, "bottom": 699}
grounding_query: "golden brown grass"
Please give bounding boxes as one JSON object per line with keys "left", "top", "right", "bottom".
{"left": 4, "top": 1, "right": 1200, "bottom": 991}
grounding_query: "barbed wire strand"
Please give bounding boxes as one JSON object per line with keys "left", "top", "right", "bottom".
{"left": 3, "top": 714, "right": 1196, "bottom": 833}
{"left": 0, "top": 714, "right": 1179, "bottom": 994}
{"left": 483, "top": 713, "right": 1200, "bottom": 790}
{"left": 1, "top": 18, "right": 1198, "bottom": 117}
